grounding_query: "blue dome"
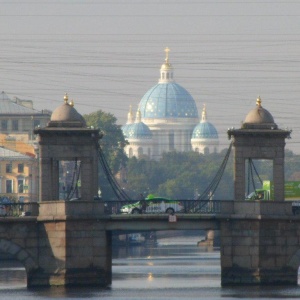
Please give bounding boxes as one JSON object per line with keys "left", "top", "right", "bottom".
{"left": 192, "top": 121, "right": 218, "bottom": 139}
{"left": 121, "top": 124, "right": 132, "bottom": 138}
{"left": 139, "top": 83, "right": 199, "bottom": 119}
{"left": 126, "top": 122, "right": 152, "bottom": 139}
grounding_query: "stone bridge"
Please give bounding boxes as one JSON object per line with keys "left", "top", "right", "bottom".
{"left": 0, "top": 95, "right": 296, "bottom": 287}
{"left": 2, "top": 200, "right": 300, "bottom": 287}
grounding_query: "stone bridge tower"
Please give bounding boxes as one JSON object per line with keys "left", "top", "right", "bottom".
{"left": 222, "top": 97, "right": 294, "bottom": 285}
{"left": 228, "top": 96, "right": 291, "bottom": 202}
{"left": 35, "top": 94, "right": 101, "bottom": 202}
{"left": 32, "top": 95, "right": 111, "bottom": 287}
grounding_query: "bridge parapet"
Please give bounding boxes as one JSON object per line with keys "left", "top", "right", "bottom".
{"left": 38, "top": 201, "right": 104, "bottom": 218}
{"left": 233, "top": 201, "right": 293, "bottom": 217}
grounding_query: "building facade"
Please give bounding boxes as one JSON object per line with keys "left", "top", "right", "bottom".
{"left": 0, "top": 147, "right": 38, "bottom": 203}
{"left": 0, "top": 91, "right": 51, "bottom": 202}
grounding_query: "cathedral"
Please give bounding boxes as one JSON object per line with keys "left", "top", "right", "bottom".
{"left": 122, "top": 48, "right": 219, "bottom": 160}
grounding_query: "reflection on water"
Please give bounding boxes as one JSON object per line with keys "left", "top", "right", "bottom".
{"left": 0, "top": 235, "right": 300, "bottom": 299}
{"left": 0, "top": 261, "right": 26, "bottom": 289}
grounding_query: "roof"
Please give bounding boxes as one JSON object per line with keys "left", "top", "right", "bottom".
{"left": 49, "top": 95, "right": 86, "bottom": 128}
{"left": 192, "top": 121, "right": 219, "bottom": 139}
{"left": 0, "top": 91, "right": 45, "bottom": 115}
{"left": 243, "top": 97, "right": 277, "bottom": 129}
{"left": 123, "top": 122, "right": 152, "bottom": 140}
{"left": 0, "top": 147, "right": 34, "bottom": 160}
{"left": 139, "top": 82, "right": 199, "bottom": 119}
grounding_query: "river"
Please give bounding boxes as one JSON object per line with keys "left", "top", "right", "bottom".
{"left": 0, "top": 233, "right": 300, "bottom": 299}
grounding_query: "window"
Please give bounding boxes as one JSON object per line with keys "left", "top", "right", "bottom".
{"left": 34, "top": 119, "right": 41, "bottom": 128}
{"left": 12, "top": 120, "right": 18, "bottom": 131}
{"left": 138, "top": 147, "right": 143, "bottom": 157}
{"left": 6, "top": 163, "right": 12, "bottom": 173}
{"left": 18, "top": 163, "right": 24, "bottom": 173}
{"left": 168, "top": 133, "right": 174, "bottom": 151}
{"left": 129, "top": 148, "right": 133, "bottom": 158}
{"left": 1, "top": 120, "right": 7, "bottom": 131}
{"left": 18, "top": 179, "right": 24, "bottom": 193}
{"left": 6, "top": 180, "right": 13, "bottom": 193}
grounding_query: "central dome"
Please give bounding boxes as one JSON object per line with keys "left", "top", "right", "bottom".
{"left": 139, "top": 82, "right": 198, "bottom": 119}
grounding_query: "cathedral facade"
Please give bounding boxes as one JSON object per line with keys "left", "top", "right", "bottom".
{"left": 122, "top": 48, "right": 219, "bottom": 160}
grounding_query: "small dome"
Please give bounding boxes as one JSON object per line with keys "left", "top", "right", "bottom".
{"left": 121, "top": 123, "right": 133, "bottom": 138}
{"left": 192, "top": 122, "right": 218, "bottom": 139}
{"left": 243, "top": 97, "right": 277, "bottom": 129}
{"left": 127, "top": 122, "right": 152, "bottom": 139}
{"left": 49, "top": 94, "right": 86, "bottom": 127}
{"left": 192, "top": 105, "right": 218, "bottom": 139}
{"left": 127, "top": 108, "right": 152, "bottom": 139}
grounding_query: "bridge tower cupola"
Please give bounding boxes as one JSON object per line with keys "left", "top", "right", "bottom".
{"left": 34, "top": 94, "right": 102, "bottom": 202}
{"left": 227, "top": 96, "right": 291, "bottom": 202}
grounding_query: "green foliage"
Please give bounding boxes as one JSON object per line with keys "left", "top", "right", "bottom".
{"left": 125, "top": 150, "right": 234, "bottom": 200}
{"left": 83, "top": 110, "right": 128, "bottom": 199}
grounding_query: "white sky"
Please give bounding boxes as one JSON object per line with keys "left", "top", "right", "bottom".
{"left": 1, "top": 0, "right": 300, "bottom": 152}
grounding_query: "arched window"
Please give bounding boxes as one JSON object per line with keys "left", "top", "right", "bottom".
{"left": 129, "top": 148, "right": 133, "bottom": 158}
{"left": 138, "top": 147, "right": 143, "bottom": 158}
{"left": 204, "top": 147, "right": 209, "bottom": 155}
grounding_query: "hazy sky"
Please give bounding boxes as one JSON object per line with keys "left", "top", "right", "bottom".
{"left": 1, "top": 0, "right": 300, "bottom": 152}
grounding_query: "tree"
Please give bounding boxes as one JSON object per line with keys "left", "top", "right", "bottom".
{"left": 125, "top": 150, "right": 235, "bottom": 200}
{"left": 83, "top": 110, "right": 128, "bottom": 199}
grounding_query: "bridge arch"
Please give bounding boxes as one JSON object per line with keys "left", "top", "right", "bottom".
{"left": 0, "top": 239, "right": 38, "bottom": 278}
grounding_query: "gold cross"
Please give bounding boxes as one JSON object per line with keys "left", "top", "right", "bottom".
{"left": 165, "top": 47, "right": 170, "bottom": 63}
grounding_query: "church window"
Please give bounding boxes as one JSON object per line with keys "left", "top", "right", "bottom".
{"left": 166, "top": 73, "right": 169, "bottom": 79}
{"left": 138, "top": 147, "right": 143, "bottom": 158}
{"left": 129, "top": 148, "right": 133, "bottom": 158}
{"left": 168, "top": 132, "right": 174, "bottom": 151}
{"left": 204, "top": 147, "right": 209, "bottom": 155}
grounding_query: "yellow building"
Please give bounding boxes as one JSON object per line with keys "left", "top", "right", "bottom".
{"left": 0, "top": 91, "right": 50, "bottom": 202}
{"left": 0, "top": 147, "right": 37, "bottom": 203}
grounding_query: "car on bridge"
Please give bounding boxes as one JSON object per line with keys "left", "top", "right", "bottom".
{"left": 120, "top": 196, "right": 184, "bottom": 215}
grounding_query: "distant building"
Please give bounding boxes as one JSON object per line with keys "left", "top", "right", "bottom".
{"left": 0, "top": 147, "right": 38, "bottom": 202}
{"left": 122, "top": 49, "right": 219, "bottom": 159}
{"left": 0, "top": 91, "right": 51, "bottom": 202}
{"left": 191, "top": 104, "right": 219, "bottom": 154}
{"left": 0, "top": 91, "right": 51, "bottom": 144}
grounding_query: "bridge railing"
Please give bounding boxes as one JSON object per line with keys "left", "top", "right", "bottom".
{"left": 0, "top": 202, "right": 39, "bottom": 217}
{"left": 103, "top": 200, "right": 231, "bottom": 215}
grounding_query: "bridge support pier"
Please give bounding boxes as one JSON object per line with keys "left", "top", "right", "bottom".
{"left": 220, "top": 216, "right": 298, "bottom": 285}
{"left": 28, "top": 201, "right": 111, "bottom": 287}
